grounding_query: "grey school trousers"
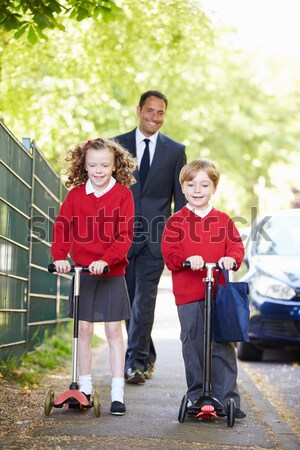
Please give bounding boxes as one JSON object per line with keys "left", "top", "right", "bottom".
{"left": 177, "top": 300, "right": 241, "bottom": 408}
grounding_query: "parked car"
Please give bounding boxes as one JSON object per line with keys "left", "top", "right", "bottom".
{"left": 236, "top": 209, "right": 300, "bottom": 361}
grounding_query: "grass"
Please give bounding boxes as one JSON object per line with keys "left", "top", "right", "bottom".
{"left": 0, "top": 324, "right": 103, "bottom": 388}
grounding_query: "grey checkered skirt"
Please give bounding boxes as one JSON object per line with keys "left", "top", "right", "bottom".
{"left": 68, "top": 273, "right": 131, "bottom": 322}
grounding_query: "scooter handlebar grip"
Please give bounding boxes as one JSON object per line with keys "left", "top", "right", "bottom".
{"left": 183, "top": 261, "right": 191, "bottom": 269}
{"left": 48, "top": 263, "right": 56, "bottom": 273}
{"left": 103, "top": 266, "right": 109, "bottom": 274}
{"left": 215, "top": 262, "right": 237, "bottom": 270}
{"left": 48, "top": 264, "right": 109, "bottom": 274}
{"left": 183, "top": 261, "right": 237, "bottom": 270}
{"left": 217, "top": 262, "right": 237, "bottom": 270}
{"left": 75, "top": 266, "right": 110, "bottom": 274}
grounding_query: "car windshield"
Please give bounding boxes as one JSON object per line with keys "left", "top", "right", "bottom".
{"left": 255, "top": 216, "right": 300, "bottom": 256}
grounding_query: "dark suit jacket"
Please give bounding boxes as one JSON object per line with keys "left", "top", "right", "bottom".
{"left": 114, "top": 128, "right": 187, "bottom": 258}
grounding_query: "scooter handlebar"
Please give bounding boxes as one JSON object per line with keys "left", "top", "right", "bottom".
{"left": 183, "top": 261, "right": 237, "bottom": 270}
{"left": 48, "top": 263, "right": 109, "bottom": 274}
{"left": 183, "top": 261, "right": 192, "bottom": 269}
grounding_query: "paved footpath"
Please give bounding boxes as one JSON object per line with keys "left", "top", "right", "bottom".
{"left": 2, "top": 275, "right": 299, "bottom": 449}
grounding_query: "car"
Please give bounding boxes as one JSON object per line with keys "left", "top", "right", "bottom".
{"left": 236, "top": 208, "right": 300, "bottom": 361}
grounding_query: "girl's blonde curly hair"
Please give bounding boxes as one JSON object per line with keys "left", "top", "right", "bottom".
{"left": 64, "top": 138, "right": 137, "bottom": 189}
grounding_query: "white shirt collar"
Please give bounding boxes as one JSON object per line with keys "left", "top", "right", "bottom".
{"left": 86, "top": 177, "right": 116, "bottom": 198}
{"left": 186, "top": 203, "right": 213, "bottom": 218}
{"left": 136, "top": 127, "right": 158, "bottom": 148}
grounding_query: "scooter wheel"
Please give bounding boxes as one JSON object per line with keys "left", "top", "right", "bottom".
{"left": 226, "top": 398, "right": 236, "bottom": 427}
{"left": 178, "top": 394, "right": 188, "bottom": 423}
{"left": 93, "top": 389, "right": 101, "bottom": 417}
{"left": 44, "top": 388, "right": 55, "bottom": 416}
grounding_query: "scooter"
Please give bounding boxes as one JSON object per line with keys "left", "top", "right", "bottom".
{"left": 178, "top": 261, "right": 236, "bottom": 427}
{"left": 44, "top": 264, "right": 108, "bottom": 417}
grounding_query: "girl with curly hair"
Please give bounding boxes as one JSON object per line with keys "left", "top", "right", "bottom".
{"left": 51, "top": 138, "right": 137, "bottom": 416}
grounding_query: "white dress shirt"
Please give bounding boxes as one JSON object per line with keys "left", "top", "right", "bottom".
{"left": 135, "top": 127, "right": 158, "bottom": 169}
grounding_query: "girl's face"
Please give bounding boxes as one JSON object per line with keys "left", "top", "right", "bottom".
{"left": 182, "top": 170, "right": 216, "bottom": 210}
{"left": 85, "top": 148, "right": 115, "bottom": 192}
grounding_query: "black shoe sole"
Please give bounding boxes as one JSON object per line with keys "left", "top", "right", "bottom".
{"left": 235, "top": 413, "right": 246, "bottom": 419}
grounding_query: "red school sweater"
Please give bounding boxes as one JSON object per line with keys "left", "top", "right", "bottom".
{"left": 51, "top": 183, "right": 134, "bottom": 276}
{"left": 161, "top": 206, "right": 244, "bottom": 305}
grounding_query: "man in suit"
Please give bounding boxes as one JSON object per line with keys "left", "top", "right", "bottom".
{"left": 114, "top": 90, "right": 186, "bottom": 384}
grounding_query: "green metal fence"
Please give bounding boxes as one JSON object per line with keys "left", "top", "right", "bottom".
{"left": 0, "top": 120, "right": 71, "bottom": 360}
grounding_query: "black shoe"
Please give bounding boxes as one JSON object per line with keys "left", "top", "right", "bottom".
{"left": 215, "top": 407, "right": 246, "bottom": 419}
{"left": 235, "top": 408, "right": 246, "bottom": 419}
{"left": 215, "top": 407, "right": 227, "bottom": 418}
{"left": 143, "top": 363, "right": 155, "bottom": 380}
{"left": 125, "top": 368, "right": 145, "bottom": 384}
{"left": 186, "top": 396, "right": 226, "bottom": 418}
{"left": 186, "top": 399, "right": 200, "bottom": 416}
{"left": 110, "top": 401, "right": 126, "bottom": 416}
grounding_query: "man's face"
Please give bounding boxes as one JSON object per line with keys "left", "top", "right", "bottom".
{"left": 137, "top": 96, "right": 166, "bottom": 137}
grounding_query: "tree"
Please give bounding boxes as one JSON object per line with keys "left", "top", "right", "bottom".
{"left": 0, "top": 0, "right": 121, "bottom": 43}
{"left": 0, "top": 0, "right": 215, "bottom": 168}
{"left": 1, "top": 0, "right": 299, "bottom": 218}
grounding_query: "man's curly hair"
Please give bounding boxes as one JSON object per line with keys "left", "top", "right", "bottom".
{"left": 64, "top": 138, "right": 137, "bottom": 189}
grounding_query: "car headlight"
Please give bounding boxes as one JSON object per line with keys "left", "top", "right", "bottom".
{"left": 252, "top": 274, "right": 295, "bottom": 300}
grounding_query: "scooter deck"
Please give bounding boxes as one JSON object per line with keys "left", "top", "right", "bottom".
{"left": 53, "top": 390, "right": 90, "bottom": 408}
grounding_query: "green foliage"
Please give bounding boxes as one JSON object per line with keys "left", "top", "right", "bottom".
{"left": 0, "top": 0, "right": 121, "bottom": 43}
{"left": 0, "top": 327, "right": 73, "bottom": 386}
{"left": 0, "top": 0, "right": 299, "bottom": 218}
{"left": 0, "top": 324, "right": 103, "bottom": 387}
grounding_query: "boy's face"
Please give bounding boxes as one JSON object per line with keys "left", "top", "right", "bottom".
{"left": 182, "top": 170, "right": 216, "bottom": 210}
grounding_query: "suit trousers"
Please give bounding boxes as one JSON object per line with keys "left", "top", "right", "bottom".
{"left": 125, "top": 244, "right": 165, "bottom": 371}
{"left": 177, "top": 300, "right": 241, "bottom": 407}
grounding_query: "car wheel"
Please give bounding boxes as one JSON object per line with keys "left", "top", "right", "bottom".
{"left": 237, "top": 342, "right": 263, "bottom": 361}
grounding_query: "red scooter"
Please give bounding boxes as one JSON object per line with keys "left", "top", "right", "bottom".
{"left": 178, "top": 261, "right": 236, "bottom": 427}
{"left": 44, "top": 264, "right": 108, "bottom": 417}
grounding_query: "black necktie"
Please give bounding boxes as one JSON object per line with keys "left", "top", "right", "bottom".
{"left": 139, "top": 139, "right": 150, "bottom": 188}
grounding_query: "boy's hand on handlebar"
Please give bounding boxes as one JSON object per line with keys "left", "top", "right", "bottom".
{"left": 89, "top": 260, "right": 108, "bottom": 275}
{"left": 218, "top": 257, "right": 236, "bottom": 271}
{"left": 53, "top": 260, "right": 71, "bottom": 274}
{"left": 186, "top": 255, "right": 204, "bottom": 271}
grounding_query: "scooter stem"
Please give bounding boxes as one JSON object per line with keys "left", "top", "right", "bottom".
{"left": 202, "top": 263, "right": 215, "bottom": 396}
{"left": 71, "top": 267, "right": 82, "bottom": 386}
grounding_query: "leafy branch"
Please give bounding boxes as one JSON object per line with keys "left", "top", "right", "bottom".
{"left": 0, "top": 0, "right": 122, "bottom": 43}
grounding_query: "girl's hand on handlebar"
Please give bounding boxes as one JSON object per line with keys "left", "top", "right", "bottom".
{"left": 53, "top": 260, "right": 71, "bottom": 274}
{"left": 186, "top": 255, "right": 204, "bottom": 271}
{"left": 89, "top": 260, "right": 109, "bottom": 275}
{"left": 218, "top": 257, "right": 236, "bottom": 271}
